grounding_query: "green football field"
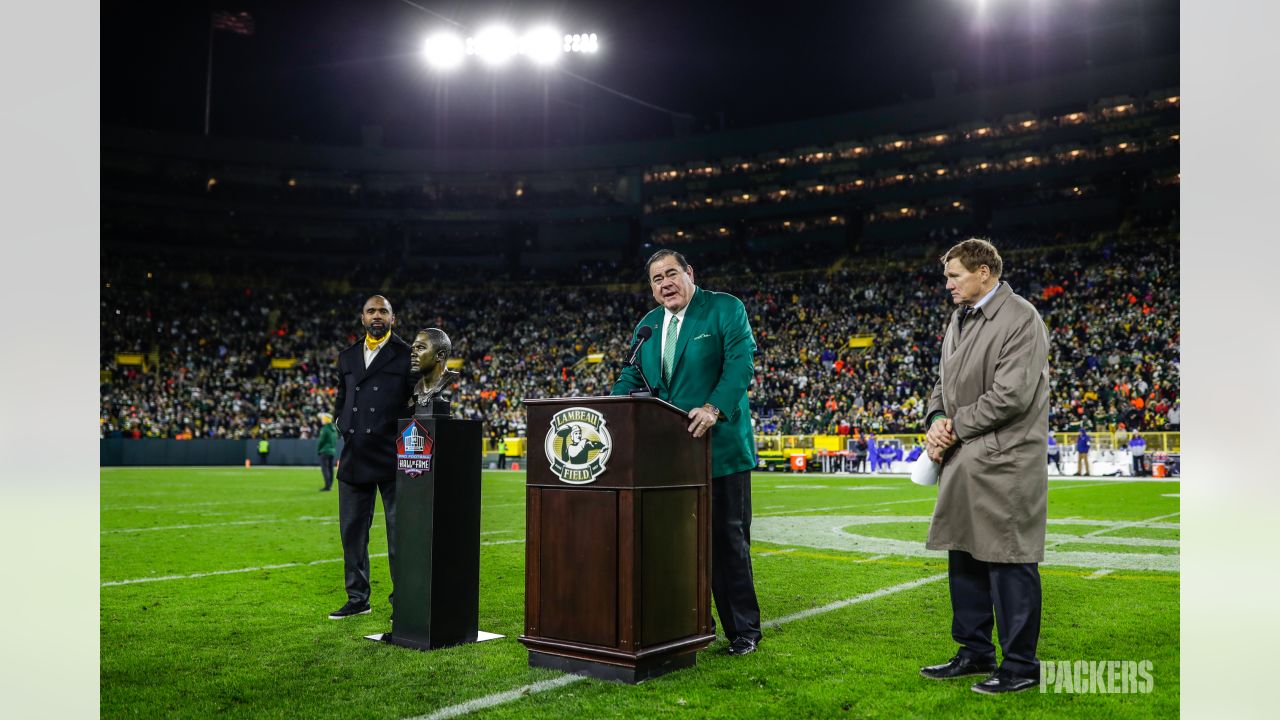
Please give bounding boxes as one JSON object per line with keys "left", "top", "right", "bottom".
{"left": 101, "top": 467, "right": 1179, "bottom": 719}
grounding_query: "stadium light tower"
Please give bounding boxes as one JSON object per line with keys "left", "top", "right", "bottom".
{"left": 422, "top": 32, "right": 465, "bottom": 70}
{"left": 422, "top": 24, "right": 600, "bottom": 71}
{"left": 521, "top": 26, "right": 563, "bottom": 66}
{"left": 471, "top": 25, "right": 519, "bottom": 66}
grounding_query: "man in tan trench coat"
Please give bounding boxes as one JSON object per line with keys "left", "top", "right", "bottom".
{"left": 919, "top": 238, "right": 1049, "bottom": 695}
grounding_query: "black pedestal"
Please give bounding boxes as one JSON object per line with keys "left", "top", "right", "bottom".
{"left": 384, "top": 414, "right": 487, "bottom": 651}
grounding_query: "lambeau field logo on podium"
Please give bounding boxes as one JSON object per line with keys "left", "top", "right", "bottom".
{"left": 544, "top": 406, "right": 612, "bottom": 484}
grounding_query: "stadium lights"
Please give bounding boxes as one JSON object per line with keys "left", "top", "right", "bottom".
{"left": 521, "top": 26, "right": 562, "bottom": 65}
{"left": 423, "top": 32, "right": 466, "bottom": 70}
{"left": 472, "top": 25, "right": 519, "bottom": 65}
{"left": 423, "top": 26, "right": 600, "bottom": 71}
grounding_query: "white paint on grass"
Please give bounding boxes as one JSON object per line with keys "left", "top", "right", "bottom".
{"left": 1048, "top": 481, "right": 1135, "bottom": 491}
{"left": 101, "top": 554, "right": 384, "bottom": 587}
{"left": 764, "top": 573, "right": 948, "bottom": 628}
{"left": 102, "top": 497, "right": 305, "bottom": 512}
{"left": 102, "top": 539, "right": 526, "bottom": 586}
{"left": 758, "top": 485, "right": 886, "bottom": 492}
{"left": 103, "top": 515, "right": 333, "bottom": 534}
{"left": 404, "top": 573, "right": 948, "bottom": 720}
{"left": 1044, "top": 534, "right": 1179, "bottom": 548}
{"left": 753, "top": 477, "right": 1155, "bottom": 519}
{"left": 752, "top": 515, "right": 1179, "bottom": 572}
{"left": 755, "top": 497, "right": 935, "bottom": 518}
{"left": 1050, "top": 475, "right": 1179, "bottom": 484}
{"left": 1086, "top": 569, "right": 1115, "bottom": 579}
{"left": 406, "top": 675, "right": 586, "bottom": 720}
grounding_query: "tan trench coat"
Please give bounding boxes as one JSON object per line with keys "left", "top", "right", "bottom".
{"left": 925, "top": 282, "right": 1050, "bottom": 564}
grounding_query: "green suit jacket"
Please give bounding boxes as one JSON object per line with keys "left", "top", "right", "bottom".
{"left": 611, "top": 287, "right": 757, "bottom": 478}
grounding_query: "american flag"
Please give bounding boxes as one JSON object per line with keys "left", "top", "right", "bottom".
{"left": 211, "top": 11, "right": 255, "bottom": 36}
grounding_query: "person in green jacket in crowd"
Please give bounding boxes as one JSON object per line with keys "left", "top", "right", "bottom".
{"left": 317, "top": 413, "right": 338, "bottom": 491}
{"left": 611, "top": 249, "right": 762, "bottom": 657}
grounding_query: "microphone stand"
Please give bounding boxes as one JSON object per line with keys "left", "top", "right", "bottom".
{"left": 627, "top": 355, "right": 655, "bottom": 398}
{"left": 623, "top": 334, "right": 655, "bottom": 398}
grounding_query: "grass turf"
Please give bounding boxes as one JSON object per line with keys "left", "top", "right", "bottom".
{"left": 102, "top": 468, "right": 1179, "bottom": 718}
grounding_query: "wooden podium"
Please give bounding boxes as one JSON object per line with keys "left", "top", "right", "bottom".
{"left": 519, "top": 396, "right": 714, "bottom": 683}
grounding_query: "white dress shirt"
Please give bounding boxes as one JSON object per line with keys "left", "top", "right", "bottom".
{"left": 363, "top": 340, "right": 385, "bottom": 368}
{"left": 972, "top": 281, "right": 1002, "bottom": 311}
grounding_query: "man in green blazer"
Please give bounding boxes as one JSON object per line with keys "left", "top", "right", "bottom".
{"left": 611, "top": 249, "right": 762, "bottom": 656}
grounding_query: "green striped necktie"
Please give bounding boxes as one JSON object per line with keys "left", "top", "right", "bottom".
{"left": 662, "top": 316, "right": 680, "bottom": 382}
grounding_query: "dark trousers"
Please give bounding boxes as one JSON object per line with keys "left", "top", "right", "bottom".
{"left": 1049, "top": 454, "right": 1063, "bottom": 474}
{"left": 711, "top": 470, "right": 762, "bottom": 643}
{"left": 338, "top": 478, "right": 397, "bottom": 606}
{"left": 319, "top": 455, "right": 335, "bottom": 489}
{"left": 948, "top": 550, "right": 1041, "bottom": 678}
{"left": 1131, "top": 455, "right": 1145, "bottom": 476}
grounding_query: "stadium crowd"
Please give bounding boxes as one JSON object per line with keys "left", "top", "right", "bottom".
{"left": 101, "top": 229, "right": 1179, "bottom": 443}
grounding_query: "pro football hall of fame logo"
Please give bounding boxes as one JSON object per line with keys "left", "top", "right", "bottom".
{"left": 397, "top": 419, "right": 434, "bottom": 477}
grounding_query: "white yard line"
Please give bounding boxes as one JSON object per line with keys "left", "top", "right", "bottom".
{"left": 1046, "top": 511, "right": 1181, "bottom": 549}
{"left": 102, "top": 516, "right": 333, "bottom": 534}
{"left": 104, "top": 519, "right": 517, "bottom": 535}
{"left": 406, "top": 675, "right": 586, "bottom": 720}
{"left": 756, "top": 496, "right": 935, "bottom": 517}
{"left": 101, "top": 555, "right": 381, "bottom": 587}
{"left": 1049, "top": 475, "right": 1179, "bottom": 484}
{"left": 404, "top": 573, "right": 948, "bottom": 720}
{"left": 763, "top": 573, "right": 948, "bottom": 628}
{"left": 754, "top": 515, "right": 1180, "bottom": 572}
{"left": 1048, "top": 481, "right": 1136, "bottom": 491}
{"left": 102, "top": 498, "right": 305, "bottom": 512}
{"left": 1086, "top": 569, "right": 1115, "bottom": 579}
{"left": 102, "top": 539, "right": 526, "bottom": 587}
{"left": 755, "top": 476, "right": 1164, "bottom": 518}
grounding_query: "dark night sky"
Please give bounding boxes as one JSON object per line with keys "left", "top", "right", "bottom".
{"left": 102, "top": 0, "right": 1178, "bottom": 149}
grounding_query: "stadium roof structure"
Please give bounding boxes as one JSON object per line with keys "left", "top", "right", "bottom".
{"left": 102, "top": 0, "right": 1178, "bottom": 150}
{"left": 103, "top": 56, "right": 1176, "bottom": 175}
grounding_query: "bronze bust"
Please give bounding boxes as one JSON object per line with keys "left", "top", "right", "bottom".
{"left": 409, "top": 328, "right": 460, "bottom": 410}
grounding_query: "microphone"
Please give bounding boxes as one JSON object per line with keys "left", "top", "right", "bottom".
{"left": 625, "top": 325, "right": 653, "bottom": 367}
{"left": 623, "top": 325, "right": 655, "bottom": 397}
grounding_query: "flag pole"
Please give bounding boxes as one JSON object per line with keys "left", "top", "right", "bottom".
{"left": 204, "top": 13, "right": 214, "bottom": 136}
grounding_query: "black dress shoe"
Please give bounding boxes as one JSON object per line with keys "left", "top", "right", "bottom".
{"left": 971, "top": 669, "right": 1039, "bottom": 694}
{"left": 727, "top": 637, "right": 758, "bottom": 656}
{"left": 920, "top": 655, "right": 997, "bottom": 680}
{"left": 328, "top": 601, "right": 371, "bottom": 619}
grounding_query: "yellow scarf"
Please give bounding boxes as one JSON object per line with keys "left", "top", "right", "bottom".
{"left": 365, "top": 333, "right": 389, "bottom": 352}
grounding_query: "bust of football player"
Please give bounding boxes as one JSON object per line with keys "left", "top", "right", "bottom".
{"left": 409, "top": 328, "right": 460, "bottom": 408}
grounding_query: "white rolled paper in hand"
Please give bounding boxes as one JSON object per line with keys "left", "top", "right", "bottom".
{"left": 910, "top": 456, "right": 940, "bottom": 486}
